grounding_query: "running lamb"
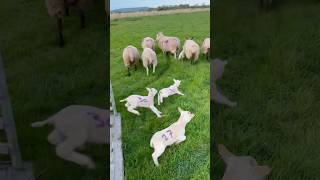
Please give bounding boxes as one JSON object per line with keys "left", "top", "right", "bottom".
{"left": 158, "top": 79, "right": 184, "bottom": 105}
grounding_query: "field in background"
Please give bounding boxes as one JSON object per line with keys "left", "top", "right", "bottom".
{"left": 0, "top": 0, "right": 107, "bottom": 179}
{"left": 111, "top": 8, "right": 209, "bottom": 20}
{"left": 212, "top": 0, "right": 320, "bottom": 179}
{"left": 111, "top": 11, "right": 210, "bottom": 179}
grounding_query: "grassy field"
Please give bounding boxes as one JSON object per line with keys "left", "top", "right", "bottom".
{"left": 110, "top": 11, "right": 210, "bottom": 179}
{"left": 212, "top": 0, "right": 320, "bottom": 179}
{"left": 0, "top": 0, "right": 107, "bottom": 179}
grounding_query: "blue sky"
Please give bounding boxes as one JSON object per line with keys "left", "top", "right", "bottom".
{"left": 110, "top": 0, "right": 210, "bottom": 10}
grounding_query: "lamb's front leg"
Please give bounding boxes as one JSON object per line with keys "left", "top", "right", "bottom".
{"left": 175, "top": 135, "right": 186, "bottom": 145}
{"left": 150, "top": 106, "right": 162, "bottom": 118}
{"left": 55, "top": 133, "right": 95, "bottom": 169}
{"left": 127, "top": 107, "right": 140, "bottom": 115}
{"left": 177, "top": 90, "right": 184, "bottom": 96}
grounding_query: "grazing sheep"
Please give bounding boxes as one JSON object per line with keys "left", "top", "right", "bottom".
{"left": 45, "top": 0, "right": 93, "bottom": 47}
{"left": 218, "top": 144, "right": 272, "bottom": 180}
{"left": 30, "top": 105, "right": 109, "bottom": 169}
{"left": 141, "top": 37, "right": 155, "bottom": 50}
{"left": 156, "top": 32, "right": 180, "bottom": 59}
{"left": 120, "top": 87, "right": 162, "bottom": 118}
{"left": 211, "top": 58, "right": 237, "bottom": 107}
{"left": 178, "top": 39, "right": 200, "bottom": 64}
{"left": 150, "top": 107, "right": 195, "bottom": 167}
{"left": 122, "top": 45, "right": 140, "bottom": 76}
{"left": 158, "top": 79, "right": 184, "bottom": 105}
{"left": 141, "top": 47, "right": 157, "bottom": 76}
{"left": 202, "top": 38, "right": 210, "bottom": 60}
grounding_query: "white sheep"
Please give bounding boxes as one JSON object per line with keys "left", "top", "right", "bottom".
{"left": 178, "top": 39, "right": 200, "bottom": 64}
{"left": 141, "top": 37, "right": 155, "bottom": 50}
{"left": 122, "top": 45, "right": 140, "bottom": 76}
{"left": 218, "top": 144, "right": 272, "bottom": 180}
{"left": 158, "top": 79, "right": 184, "bottom": 105}
{"left": 211, "top": 58, "right": 237, "bottom": 107}
{"left": 30, "top": 105, "right": 109, "bottom": 169}
{"left": 120, "top": 87, "right": 162, "bottom": 118}
{"left": 202, "top": 38, "right": 210, "bottom": 60}
{"left": 156, "top": 32, "right": 180, "bottom": 59}
{"left": 141, "top": 48, "right": 157, "bottom": 76}
{"left": 150, "top": 107, "right": 195, "bottom": 167}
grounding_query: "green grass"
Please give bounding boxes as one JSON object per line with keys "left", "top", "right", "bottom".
{"left": 212, "top": 0, "right": 320, "bottom": 179}
{"left": 0, "top": 0, "right": 107, "bottom": 179}
{"left": 111, "top": 11, "right": 210, "bottom": 179}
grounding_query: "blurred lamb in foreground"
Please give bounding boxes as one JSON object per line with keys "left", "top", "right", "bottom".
{"left": 30, "top": 105, "right": 109, "bottom": 169}
{"left": 218, "top": 144, "right": 271, "bottom": 180}
{"left": 211, "top": 58, "right": 237, "bottom": 107}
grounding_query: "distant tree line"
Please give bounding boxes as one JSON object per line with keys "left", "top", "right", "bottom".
{"left": 149, "top": 4, "right": 210, "bottom": 11}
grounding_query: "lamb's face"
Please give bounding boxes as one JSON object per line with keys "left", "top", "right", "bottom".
{"left": 178, "top": 107, "right": 195, "bottom": 123}
{"left": 173, "top": 79, "right": 181, "bottom": 86}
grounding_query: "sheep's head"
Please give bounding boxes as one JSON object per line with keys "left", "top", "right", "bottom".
{"left": 156, "top": 32, "right": 164, "bottom": 41}
{"left": 146, "top": 87, "right": 158, "bottom": 97}
{"left": 178, "top": 107, "right": 195, "bottom": 123}
{"left": 173, "top": 79, "right": 181, "bottom": 87}
{"left": 218, "top": 144, "right": 271, "bottom": 180}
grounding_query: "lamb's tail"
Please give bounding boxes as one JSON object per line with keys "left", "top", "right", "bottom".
{"left": 30, "top": 119, "right": 51, "bottom": 128}
{"left": 120, "top": 98, "right": 127, "bottom": 102}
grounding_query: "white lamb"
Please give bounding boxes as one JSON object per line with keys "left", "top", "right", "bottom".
{"left": 202, "top": 38, "right": 210, "bottom": 60}
{"left": 141, "top": 48, "right": 158, "bottom": 76}
{"left": 218, "top": 144, "right": 271, "bottom": 180}
{"left": 158, "top": 79, "right": 184, "bottom": 105}
{"left": 156, "top": 32, "right": 180, "bottom": 59}
{"left": 30, "top": 105, "right": 109, "bottom": 169}
{"left": 211, "top": 58, "right": 237, "bottom": 107}
{"left": 178, "top": 39, "right": 200, "bottom": 64}
{"left": 123, "top": 45, "right": 140, "bottom": 76}
{"left": 120, "top": 87, "right": 162, "bottom": 118}
{"left": 141, "top": 37, "right": 155, "bottom": 50}
{"left": 150, "top": 107, "right": 195, "bottom": 166}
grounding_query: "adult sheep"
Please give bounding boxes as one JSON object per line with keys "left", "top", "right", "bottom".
{"left": 178, "top": 39, "right": 200, "bottom": 64}
{"left": 45, "top": 0, "right": 94, "bottom": 47}
{"left": 122, "top": 45, "right": 140, "bottom": 76}
{"left": 202, "top": 38, "right": 210, "bottom": 60}
{"left": 156, "top": 32, "right": 180, "bottom": 59}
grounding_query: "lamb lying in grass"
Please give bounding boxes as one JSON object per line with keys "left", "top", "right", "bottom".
{"left": 123, "top": 45, "right": 140, "bottom": 76}
{"left": 178, "top": 39, "right": 200, "bottom": 64}
{"left": 141, "top": 37, "right": 155, "bottom": 50}
{"left": 30, "top": 105, "right": 109, "bottom": 169}
{"left": 211, "top": 58, "right": 237, "bottom": 107}
{"left": 218, "top": 144, "right": 271, "bottom": 180}
{"left": 202, "top": 38, "right": 210, "bottom": 60}
{"left": 142, "top": 47, "right": 158, "bottom": 76}
{"left": 120, "top": 87, "right": 162, "bottom": 118}
{"left": 158, "top": 79, "right": 184, "bottom": 105}
{"left": 156, "top": 32, "right": 180, "bottom": 59}
{"left": 150, "top": 107, "right": 195, "bottom": 166}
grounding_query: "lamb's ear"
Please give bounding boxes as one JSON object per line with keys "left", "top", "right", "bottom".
{"left": 173, "top": 78, "right": 177, "bottom": 82}
{"left": 255, "top": 166, "right": 271, "bottom": 177}
{"left": 178, "top": 107, "right": 182, "bottom": 113}
{"left": 218, "top": 144, "right": 235, "bottom": 165}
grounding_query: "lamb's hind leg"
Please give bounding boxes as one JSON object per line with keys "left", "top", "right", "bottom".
{"left": 152, "top": 145, "right": 166, "bottom": 167}
{"left": 55, "top": 132, "right": 95, "bottom": 169}
{"left": 127, "top": 106, "right": 140, "bottom": 115}
{"left": 48, "top": 129, "right": 64, "bottom": 145}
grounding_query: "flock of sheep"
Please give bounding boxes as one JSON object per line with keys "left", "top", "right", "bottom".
{"left": 122, "top": 32, "right": 210, "bottom": 76}
{"left": 120, "top": 32, "right": 210, "bottom": 166}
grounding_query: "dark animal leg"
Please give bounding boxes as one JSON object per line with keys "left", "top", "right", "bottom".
{"left": 127, "top": 68, "right": 131, "bottom": 76}
{"left": 57, "top": 17, "right": 65, "bottom": 47}
{"left": 80, "top": 10, "right": 85, "bottom": 29}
